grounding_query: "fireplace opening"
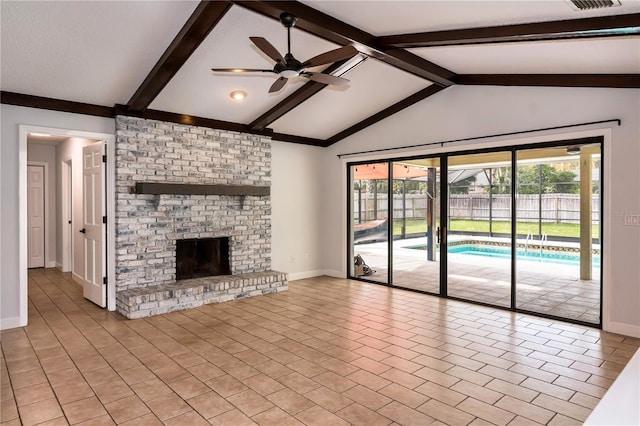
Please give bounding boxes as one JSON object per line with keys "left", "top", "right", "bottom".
{"left": 176, "top": 237, "right": 230, "bottom": 280}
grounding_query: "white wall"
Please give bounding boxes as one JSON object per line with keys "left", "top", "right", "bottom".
{"left": 271, "top": 141, "right": 327, "bottom": 280}
{"left": 321, "top": 86, "right": 640, "bottom": 337}
{"left": 27, "top": 143, "right": 57, "bottom": 268}
{"left": 0, "top": 104, "right": 114, "bottom": 329}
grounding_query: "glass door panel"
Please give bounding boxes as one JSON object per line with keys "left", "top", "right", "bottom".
{"left": 350, "top": 162, "right": 389, "bottom": 284}
{"left": 391, "top": 158, "right": 441, "bottom": 293}
{"left": 447, "top": 152, "right": 512, "bottom": 307}
{"left": 515, "top": 144, "right": 601, "bottom": 324}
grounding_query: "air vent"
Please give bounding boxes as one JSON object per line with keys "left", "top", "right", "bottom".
{"left": 566, "top": 0, "right": 621, "bottom": 10}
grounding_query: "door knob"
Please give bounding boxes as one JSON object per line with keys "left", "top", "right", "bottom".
{"left": 79, "top": 228, "right": 86, "bottom": 234}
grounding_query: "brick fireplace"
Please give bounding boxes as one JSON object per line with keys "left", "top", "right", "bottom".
{"left": 114, "top": 116, "right": 287, "bottom": 319}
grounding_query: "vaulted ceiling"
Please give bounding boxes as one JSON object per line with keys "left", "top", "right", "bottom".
{"left": 2, "top": 0, "right": 639, "bottom": 147}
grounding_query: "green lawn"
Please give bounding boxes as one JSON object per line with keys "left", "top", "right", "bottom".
{"left": 393, "top": 218, "right": 599, "bottom": 238}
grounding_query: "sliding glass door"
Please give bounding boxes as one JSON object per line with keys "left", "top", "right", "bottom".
{"left": 515, "top": 143, "right": 601, "bottom": 323}
{"left": 350, "top": 162, "right": 389, "bottom": 284}
{"left": 347, "top": 138, "right": 602, "bottom": 327}
{"left": 446, "top": 152, "right": 512, "bottom": 307}
{"left": 391, "top": 159, "right": 441, "bottom": 294}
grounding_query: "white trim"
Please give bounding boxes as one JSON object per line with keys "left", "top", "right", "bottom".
{"left": 105, "top": 140, "right": 116, "bottom": 312}
{"left": 61, "top": 158, "right": 73, "bottom": 273}
{"left": 0, "top": 316, "right": 23, "bottom": 330}
{"left": 19, "top": 125, "right": 117, "bottom": 329}
{"left": 604, "top": 321, "right": 640, "bottom": 339}
{"left": 287, "top": 270, "right": 326, "bottom": 281}
{"left": 27, "top": 161, "right": 49, "bottom": 269}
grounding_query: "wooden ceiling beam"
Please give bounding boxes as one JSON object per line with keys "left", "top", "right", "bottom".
{"left": 325, "top": 85, "right": 446, "bottom": 146}
{"left": 232, "top": 0, "right": 455, "bottom": 87}
{"left": 455, "top": 74, "right": 640, "bottom": 88}
{"left": 1, "top": 91, "right": 114, "bottom": 117}
{"left": 378, "top": 13, "right": 640, "bottom": 48}
{"left": 126, "top": 1, "right": 232, "bottom": 112}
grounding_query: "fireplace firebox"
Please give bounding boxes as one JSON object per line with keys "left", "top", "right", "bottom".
{"left": 176, "top": 237, "right": 230, "bottom": 280}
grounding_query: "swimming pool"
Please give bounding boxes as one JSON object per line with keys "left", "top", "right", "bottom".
{"left": 409, "top": 244, "right": 600, "bottom": 267}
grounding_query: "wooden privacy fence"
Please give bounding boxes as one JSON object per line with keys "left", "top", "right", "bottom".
{"left": 354, "top": 193, "right": 600, "bottom": 224}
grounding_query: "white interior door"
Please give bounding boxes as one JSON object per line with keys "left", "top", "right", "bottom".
{"left": 27, "top": 165, "right": 45, "bottom": 268}
{"left": 81, "top": 142, "right": 106, "bottom": 307}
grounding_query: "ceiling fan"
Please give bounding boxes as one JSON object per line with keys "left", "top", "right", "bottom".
{"left": 212, "top": 12, "right": 358, "bottom": 93}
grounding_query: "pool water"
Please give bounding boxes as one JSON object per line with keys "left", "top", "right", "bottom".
{"left": 409, "top": 244, "right": 600, "bottom": 267}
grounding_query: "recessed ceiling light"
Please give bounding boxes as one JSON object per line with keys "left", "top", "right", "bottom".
{"left": 230, "top": 90, "right": 247, "bottom": 101}
{"left": 29, "top": 132, "right": 52, "bottom": 137}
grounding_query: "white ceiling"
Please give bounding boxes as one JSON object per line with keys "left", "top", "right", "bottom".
{"left": 1, "top": 0, "right": 639, "bottom": 143}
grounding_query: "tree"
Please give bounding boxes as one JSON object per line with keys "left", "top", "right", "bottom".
{"left": 517, "top": 164, "right": 578, "bottom": 194}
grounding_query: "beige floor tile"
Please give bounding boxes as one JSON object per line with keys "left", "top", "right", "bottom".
{"left": 162, "top": 410, "right": 209, "bottom": 425}
{"left": 531, "top": 393, "right": 591, "bottom": 422}
{"left": 187, "top": 390, "right": 234, "bottom": 419}
{"left": 336, "top": 402, "right": 393, "bottom": 425}
{"left": 14, "top": 382, "right": 55, "bottom": 407}
{"left": 130, "top": 378, "right": 173, "bottom": 402}
{"left": 18, "top": 398, "right": 64, "bottom": 426}
{"left": 92, "top": 378, "right": 135, "bottom": 404}
{"left": 377, "top": 400, "right": 436, "bottom": 425}
{"left": 342, "top": 384, "right": 392, "bottom": 411}
{"left": 210, "top": 408, "right": 258, "bottom": 425}
{"left": 145, "top": 392, "right": 192, "bottom": 421}
{"left": 495, "top": 395, "right": 555, "bottom": 424}
{"left": 242, "top": 373, "right": 285, "bottom": 396}
{"left": 76, "top": 414, "right": 116, "bottom": 425}
{"left": 458, "top": 397, "right": 516, "bottom": 426}
{"left": 206, "top": 374, "right": 249, "bottom": 397}
{"left": 105, "top": 396, "right": 157, "bottom": 424}
{"left": 119, "top": 412, "right": 163, "bottom": 425}
{"left": 451, "top": 379, "right": 503, "bottom": 404}
{"left": 8, "top": 369, "right": 47, "bottom": 390}
{"left": 61, "top": 396, "right": 108, "bottom": 424}
{"left": 227, "top": 389, "right": 274, "bottom": 417}
{"left": 313, "top": 371, "right": 357, "bottom": 393}
{"left": 53, "top": 380, "right": 95, "bottom": 405}
{"left": 266, "top": 388, "right": 315, "bottom": 415}
{"left": 347, "top": 369, "right": 392, "bottom": 391}
{"left": 169, "top": 375, "right": 210, "bottom": 399}
{"left": 417, "top": 398, "right": 475, "bottom": 425}
{"left": 295, "top": 405, "right": 351, "bottom": 426}
{"left": 276, "top": 371, "right": 321, "bottom": 394}
{"left": 251, "top": 406, "right": 304, "bottom": 426}
{"left": 1, "top": 398, "right": 19, "bottom": 422}
{"left": 378, "top": 383, "right": 429, "bottom": 409}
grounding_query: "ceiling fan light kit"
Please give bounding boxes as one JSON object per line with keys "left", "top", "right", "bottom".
{"left": 212, "top": 12, "right": 356, "bottom": 93}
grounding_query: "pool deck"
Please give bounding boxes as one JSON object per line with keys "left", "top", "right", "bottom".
{"left": 354, "top": 236, "right": 600, "bottom": 325}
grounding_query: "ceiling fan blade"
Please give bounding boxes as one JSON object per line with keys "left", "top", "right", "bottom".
{"left": 304, "top": 72, "right": 350, "bottom": 86}
{"left": 301, "top": 45, "right": 358, "bottom": 68}
{"left": 269, "top": 77, "right": 288, "bottom": 93}
{"left": 211, "top": 68, "right": 275, "bottom": 73}
{"left": 250, "top": 37, "right": 284, "bottom": 63}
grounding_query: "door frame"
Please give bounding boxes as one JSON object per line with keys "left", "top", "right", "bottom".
{"left": 26, "top": 161, "right": 49, "bottom": 268}
{"left": 18, "top": 125, "right": 116, "bottom": 324}
{"left": 343, "top": 128, "right": 612, "bottom": 330}
{"left": 61, "top": 158, "right": 73, "bottom": 272}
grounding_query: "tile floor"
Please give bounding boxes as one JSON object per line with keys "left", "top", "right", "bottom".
{"left": 2, "top": 268, "right": 638, "bottom": 425}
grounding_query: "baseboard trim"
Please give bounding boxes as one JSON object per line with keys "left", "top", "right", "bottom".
{"left": 604, "top": 320, "right": 640, "bottom": 338}
{"left": 287, "top": 270, "right": 344, "bottom": 281}
{"left": 288, "top": 270, "right": 325, "bottom": 281}
{"left": 46, "top": 261, "right": 56, "bottom": 268}
{"left": 0, "top": 316, "right": 25, "bottom": 330}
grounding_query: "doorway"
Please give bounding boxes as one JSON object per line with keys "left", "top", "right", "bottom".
{"left": 18, "top": 125, "right": 116, "bottom": 326}
{"left": 348, "top": 137, "right": 603, "bottom": 327}
{"left": 27, "top": 163, "right": 46, "bottom": 268}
